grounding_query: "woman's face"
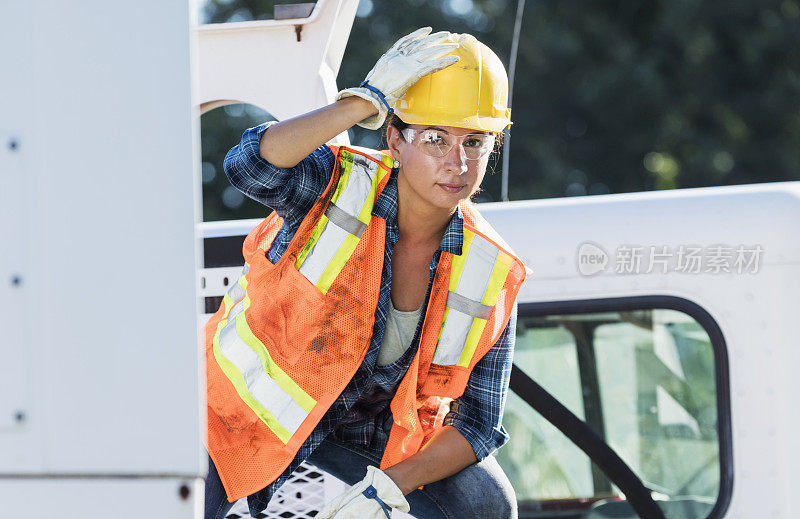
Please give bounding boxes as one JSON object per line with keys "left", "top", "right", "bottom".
{"left": 387, "top": 124, "right": 494, "bottom": 213}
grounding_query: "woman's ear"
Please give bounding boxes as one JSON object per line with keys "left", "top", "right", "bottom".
{"left": 386, "top": 124, "right": 403, "bottom": 162}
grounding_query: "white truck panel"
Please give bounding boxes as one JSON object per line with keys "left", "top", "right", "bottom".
{"left": 196, "top": 0, "right": 359, "bottom": 148}
{"left": 479, "top": 182, "right": 800, "bottom": 519}
{"left": 0, "top": 478, "right": 203, "bottom": 518}
{"left": 0, "top": 0, "right": 204, "bottom": 479}
{"left": 199, "top": 181, "right": 800, "bottom": 517}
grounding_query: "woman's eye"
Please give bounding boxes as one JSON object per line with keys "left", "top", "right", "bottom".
{"left": 422, "top": 133, "right": 446, "bottom": 146}
{"left": 464, "top": 138, "right": 482, "bottom": 148}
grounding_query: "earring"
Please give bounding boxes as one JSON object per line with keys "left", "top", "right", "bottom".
{"left": 393, "top": 159, "right": 401, "bottom": 168}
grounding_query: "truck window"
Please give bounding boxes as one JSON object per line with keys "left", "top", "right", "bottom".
{"left": 200, "top": 103, "right": 276, "bottom": 222}
{"left": 498, "top": 303, "right": 730, "bottom": 519}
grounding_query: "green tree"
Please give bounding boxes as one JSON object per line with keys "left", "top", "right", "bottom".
{"left": 200, "top": 0, "right": 800, "bottom": 220}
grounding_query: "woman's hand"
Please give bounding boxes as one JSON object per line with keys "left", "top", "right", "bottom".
{"left": 316, "top": 465, "right": 410, "bottom": 519}
{"left": 336, "top": 27, "right": 461, "bottom": 130}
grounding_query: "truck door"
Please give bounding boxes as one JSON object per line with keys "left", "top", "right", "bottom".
{"left": 500, "top": 296, "right": 732, "bottom": 519}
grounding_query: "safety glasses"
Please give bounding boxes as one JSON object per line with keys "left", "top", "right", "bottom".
{"left": 401, "top": 128, "right": 496, "bottom": 160}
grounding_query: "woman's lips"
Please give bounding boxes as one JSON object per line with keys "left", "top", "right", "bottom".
{"left": 437, "top": 183, "right": 466, "bottom": 193}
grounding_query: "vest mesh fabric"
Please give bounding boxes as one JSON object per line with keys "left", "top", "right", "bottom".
{"left": 207, "top": 147, "right": 394, "bottom": 500}
{"left": 211, "top": 138, "right": 532, "bottom": 512}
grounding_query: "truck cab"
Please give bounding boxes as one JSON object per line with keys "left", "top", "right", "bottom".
{"left": 197, "top": 3, "right": 796, "bottom": 518}
{"left": 3, "top": 1, "right": 794, "bottom": 518}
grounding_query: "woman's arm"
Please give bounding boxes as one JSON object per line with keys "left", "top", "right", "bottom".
{"left": 260, "top": 27, "right": 460, "bottom": 169}
{"left": 384, "top": 306, "right": 518, "bottom": 494}
{"left": 384, "top": 305, "right": 519, "bottom": 494}
{"left": 223, "top": 121, "right": 335, "bottom": 222}
{"left": 259, "top": 96, "right": 378, "bottom": 168}
{"left": 383, "top": 425, "right": 477, "bottom": 495}
{"left": 442, "top": 305, "right": 517, "bottom": 458}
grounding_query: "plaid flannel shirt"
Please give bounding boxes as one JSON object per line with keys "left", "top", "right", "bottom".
{"left": 222, "top": 122, "right": 517, "bottom": 515}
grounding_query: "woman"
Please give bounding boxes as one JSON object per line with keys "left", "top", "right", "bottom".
{"left": 205, "top": 28, "right": 530, "bottom": 519}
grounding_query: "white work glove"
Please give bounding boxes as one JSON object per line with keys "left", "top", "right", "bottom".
{"left": 336, "top": 27, "right": 461, "bottom": 130}
{"left": 316, "top": 465, "right": 410, "bottom": 519}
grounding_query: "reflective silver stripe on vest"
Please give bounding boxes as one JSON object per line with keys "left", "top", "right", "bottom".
{"left": 325, "top": 202, "right": 367, "bottom": 238}
{"left": 445, "top": 291, "right": 493, "bottom": 320}
{"left": 298, "top": 153, "right": 378, "bottom": 285}
{"left": 217, "top": 302, "right": 309, "bottom": 435}
{"left": 348, "top": 145, "right": 388, "bottom": 163}
{"left": 434, "top": 234, "right": 499, "bottom": 365}
{"left": 228, "top": 299, "right": 245, "bottom": 320}
{"left": 225, "top": 264, "right": 248, "bottom": 303}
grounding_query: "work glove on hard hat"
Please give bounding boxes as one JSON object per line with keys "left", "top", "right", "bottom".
{"left": 316, "top": 465, "right": 411, "bottom": 519}
{"left": 336, "top": 27, "right": 461, "bottom": 130}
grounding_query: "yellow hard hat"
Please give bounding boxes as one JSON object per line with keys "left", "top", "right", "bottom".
{"left": 393, "top": 33, "right": 512, "bottom": 133}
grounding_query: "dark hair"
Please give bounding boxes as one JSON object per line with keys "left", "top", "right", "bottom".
{"left": 383, "top": 113, "right": 409, "bottom": 140}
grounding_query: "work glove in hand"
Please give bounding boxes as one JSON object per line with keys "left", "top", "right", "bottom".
{"left": 316, "top": 465, "right": 410, "bottom": 519}
{"left": 336, "top": 27, "right": 460, "bottom": 130}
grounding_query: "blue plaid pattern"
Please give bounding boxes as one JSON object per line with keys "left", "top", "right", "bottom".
{"left": 223, "top": 122, "right": 517, "bottom": 515}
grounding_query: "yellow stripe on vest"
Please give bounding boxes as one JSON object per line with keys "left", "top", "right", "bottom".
{"left": 294, "top": 155, "right": 355, "bottom": 270}
{"left": 211, "top": 265, "right": 316, "bottom": 444}
{"left": 223, "top": 263, "right": 248, "bottom": 307}
{"left": 456, "top": 251, "right": 513, "bottom": 366}
{"left": 434, "top": 231, "right": 513, "bottom": 367}
{"left": 296, "top": 149, "right": 390, "bottom": 294}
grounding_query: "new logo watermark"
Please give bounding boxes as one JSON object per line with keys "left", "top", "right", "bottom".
{"left": 577, "top": 242, "right": 764, "bottom": 276}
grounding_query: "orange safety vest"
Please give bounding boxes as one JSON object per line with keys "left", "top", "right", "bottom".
{"left": 205, "top": 145, "right": 530, "bottom": 501}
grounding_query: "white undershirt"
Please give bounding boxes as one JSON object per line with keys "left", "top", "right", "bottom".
{"left": 376, "top": 298, "right": 423, "bottom": 366}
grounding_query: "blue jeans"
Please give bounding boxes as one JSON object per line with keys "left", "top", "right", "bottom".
{"left": 205, "top": 436, "right": 517, "bottom": 519}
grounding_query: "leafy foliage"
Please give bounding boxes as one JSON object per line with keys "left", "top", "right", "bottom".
{"left": 200, "top": 0, "right": 800, "bottom": 220}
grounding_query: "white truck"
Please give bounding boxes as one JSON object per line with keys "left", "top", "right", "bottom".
{"left": 3, "top": 1, "right": 796, "bottom": 518}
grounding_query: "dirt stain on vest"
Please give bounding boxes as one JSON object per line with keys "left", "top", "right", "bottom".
{"left": 248, "top": 433, "right": 265, "bottom": 456}
{"left": 328, "top": 284, "right": 350, "bottom": 299}
{"left": 308, "top": 335, "right": 326, "bottom": 352}
{"left": 217, "top": 413, "right": 253, "bottom": 433}
{"left": 312, "top": 284, "right": 363, "bottom": 364}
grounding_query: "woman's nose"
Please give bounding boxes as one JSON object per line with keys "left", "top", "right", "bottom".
{"left": 444, "top": 142, "right": 469, "bottom": 174}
